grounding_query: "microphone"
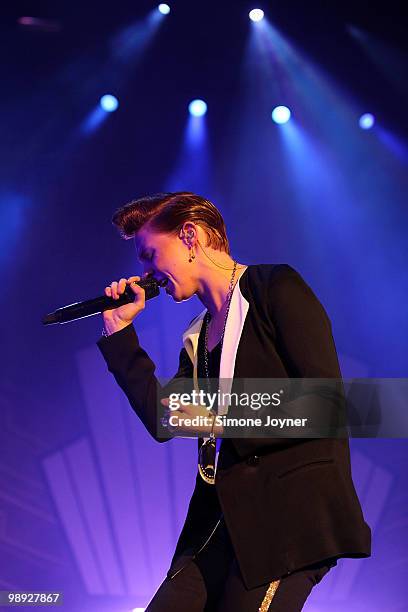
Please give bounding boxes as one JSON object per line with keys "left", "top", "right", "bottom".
{"left": 42, "top": 276, "right": 163, "bottom": 325}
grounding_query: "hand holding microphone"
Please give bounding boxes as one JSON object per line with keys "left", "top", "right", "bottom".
{"left": 41, "top": 274, "right": 162, "bottom": 327}
{"left": 102, "top": 276, "right": 146, "bottom": 335}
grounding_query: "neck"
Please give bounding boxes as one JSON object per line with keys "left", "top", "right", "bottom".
{"left": 196, "top": 257, "right": 248, "bottom": 318}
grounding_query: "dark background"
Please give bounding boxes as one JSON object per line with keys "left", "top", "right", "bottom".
{"left": 0, "top": 2, "right": 407, "bottom": 610}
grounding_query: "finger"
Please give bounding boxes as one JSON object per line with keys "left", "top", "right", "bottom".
{"left": 128, "top": 277, "right": 146, "bottom": 297}
{"left": 111, "top": 281, "right": 119, "bottom": 299}
{"left": 127, "top": 275, "right": 141, "bottom": 283}
{"left": 118, "top": 278, "right": 127, "bottom": 295}
{"left": 175, "top": 402, "right": 204, "bottom": 415}
{"left": 161, "top": 397, "right": 181, "bottom": 412}
{"left": 105, "top": 286, "right": 112, "bottom": 297}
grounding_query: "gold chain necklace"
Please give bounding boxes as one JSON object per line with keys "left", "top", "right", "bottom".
{"left": 198, "top": 261, "right": 237, "bottom": 484}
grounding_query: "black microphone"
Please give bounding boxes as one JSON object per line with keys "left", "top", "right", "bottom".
{"left": 42, "top": 276, "right": 162, "bottom": 325}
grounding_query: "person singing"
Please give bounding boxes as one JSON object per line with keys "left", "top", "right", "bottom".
{"left": 97, "top": 191, "right": 371, "bottom": 611}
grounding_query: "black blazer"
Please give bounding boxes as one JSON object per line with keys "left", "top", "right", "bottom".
{"left": 97, "top": 263, "right": 371, "bottom": 589}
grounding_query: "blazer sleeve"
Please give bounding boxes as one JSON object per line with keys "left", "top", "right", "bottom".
{"left": 230, "top": 264, "right": 345, "bottom": 458}
{"left": 97, "top": 322, "right": 193, "bottom": 442}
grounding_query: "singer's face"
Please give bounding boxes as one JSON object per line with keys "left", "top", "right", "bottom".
{"left": 135, "top": 227, "right": 196, "bottom": 302}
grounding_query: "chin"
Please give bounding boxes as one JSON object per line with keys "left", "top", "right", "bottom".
{"left": 166, "top": 283, "right": 195, "bottom": 302}
{"left": 173, "top": 291, "right": 195, "bottom": 303}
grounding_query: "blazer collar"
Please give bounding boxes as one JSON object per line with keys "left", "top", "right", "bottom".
{"left": 182, "top": 265, "right": 250, "bottom": 414}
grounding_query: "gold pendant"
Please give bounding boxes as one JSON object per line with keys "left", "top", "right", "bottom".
{"left": 198, "top": 437, "right": 216, "bottom": 485}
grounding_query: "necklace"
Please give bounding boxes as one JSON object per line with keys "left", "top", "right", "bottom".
{"left": 198, "top": 260, "right": 238, "bottom": 485}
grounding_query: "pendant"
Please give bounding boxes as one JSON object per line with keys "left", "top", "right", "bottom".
{"left": 198, "top": 435, "right": 216, "bottom": 485}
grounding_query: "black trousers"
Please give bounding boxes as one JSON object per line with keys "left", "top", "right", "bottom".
{"left": 146, "top": 516, "right": 337, "bottom": 611}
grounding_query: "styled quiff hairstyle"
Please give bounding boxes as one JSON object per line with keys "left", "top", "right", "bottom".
{"left": 112, "top": 191, "right": 230, "bottom": 255}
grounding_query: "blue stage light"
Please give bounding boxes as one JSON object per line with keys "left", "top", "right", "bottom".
{"left": 249, "top": 9, "right": 264, "bottom": 22}
{"left": 100, "top": 94, "right": 119, "bottom": 112}
{"left": 271, "top": 105, "right": 291, "bottom": 124}
{"left": 158, "top": 3, "right": 170, "bottom": 15}
{"left": 359, "top": 113, "right": 375, "bottom": 130}
{"left": 188, "top": 99, "right": 207, "bottom": 117}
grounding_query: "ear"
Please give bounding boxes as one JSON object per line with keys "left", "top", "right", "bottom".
{"left": 179, "top": 223, "right": 196, "bottom": 244}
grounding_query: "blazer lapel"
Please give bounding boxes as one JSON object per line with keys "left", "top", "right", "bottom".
{"left": 182, "top": 266, "right": 250, "bottom": 416}
{"left": 218, "top": 272, "right": 249, "bottom": 414}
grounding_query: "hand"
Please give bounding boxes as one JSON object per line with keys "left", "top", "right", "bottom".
{"left": 161, "top": 397, "right": 224, "bottom": 437}
{"left": 102, "top": 275, "right": 146, "bottom": 334}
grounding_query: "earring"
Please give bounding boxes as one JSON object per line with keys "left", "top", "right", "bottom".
{"left": 188, "top": 242, "right": 195, "bottom": 262}
{"left": 184, "top": 230, "right": 195, "bottom": 262}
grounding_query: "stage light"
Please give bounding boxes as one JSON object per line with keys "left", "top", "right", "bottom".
{"left": 359, "top": 113, "right": 375, "bottom": 130}
{"left": 17, "top": 16, "right": 61, "bottom": 32}
{"left": 158, "top": 3, "right": 170, "bottom": 14}
{"left": 249, "top": 9, "right": 264, "bottom": 22}
{"left": 100, "top": 94, "right": 119, "bottom": 112}
{"left": 188, "top": 99, "right": 207, "bottom": 117}
{"left": 271, "top": 105, "right": 291, "bottom": 124}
